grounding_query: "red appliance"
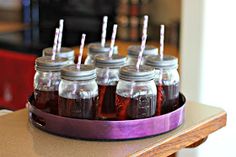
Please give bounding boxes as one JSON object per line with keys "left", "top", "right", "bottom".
{"left": 0, "top": 49, "right": 36, "bottom": 110}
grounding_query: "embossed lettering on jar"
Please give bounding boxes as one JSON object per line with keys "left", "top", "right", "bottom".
{"left": 58, "top": 64, "right": 98, "bottom": 119}
{"left": 145, "top": 55, "right": 180, "bottom": 115}
{"left": 115, "top": 65, "right": 157, "bottom": 120}
{"left": 95, "top": 54, "right": 126, "bottom": 120}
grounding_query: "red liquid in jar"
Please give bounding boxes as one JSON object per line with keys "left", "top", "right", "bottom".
{"left": 97, "top": 85, "right": 117, "bottom": 119}
{"left": 58, "top": 96, "right": 98, "bottom": 119}
{"left": 115, "top": 94, "right": 156, "bottom": 120}
{"left": 156, "top": 83, "right": 179, "bottom": 115}
{"left": 34, "top": 90, "right": 58, "bottom": 114}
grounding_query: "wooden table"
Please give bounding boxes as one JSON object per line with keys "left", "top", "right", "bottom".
{"left": 0, "top": 101, "right": 226, "bottom": 157}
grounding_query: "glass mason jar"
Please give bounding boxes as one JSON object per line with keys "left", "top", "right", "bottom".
{"left": 34, "top": 56, "right": 69, "bottom": 114}
{"left": 43, "top": 47, "right": 75, "bottom": 64}
{"left": 94, "top": 54, "right": 126, "bottom": 120}
{"left": 58, "top": 64, "right": 98, "bottom": 119}
{"left": 84, "top": 42, "right": 118, "bottom": 65}
{"left": 115, "top": 65, "right": 157, "bottom": 120}
{"left": 145, "top": 55, "right": 180, "bottom": 115}
{"left": 126, "top": 45, "right": 158, "bottom": 65}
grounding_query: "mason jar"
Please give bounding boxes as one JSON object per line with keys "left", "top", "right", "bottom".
{"left": 115, "top": 65, "right": 157, "bottom": 120}
{"left": 126, "top": 45, "right": 158, "bottom": 65}
{"left": 145, "top": 55, "right": 180, "bottom": 115}
{"left": 84, "top": 42, "right": 118, "bottom": 65}
{"left": 43, "top": 47, "right": 75, "bottom": 64}
{"left": 34, "top": 56, "right": 68, "bottom": 114}
{"left": 58, "top": 64, "right": 98, "bottom": 119}
{"left": 95, "top": 54, "right": 126, "bottom": 120}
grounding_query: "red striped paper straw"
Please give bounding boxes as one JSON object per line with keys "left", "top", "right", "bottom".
{"left": 57, "top": 19, "right": 64, "bottom": 53}
{"left": 77, "top": 34, "right": 86, "bottom": 69}
{"left": 51, "top": 28, "right": 60, "bottom": 60}
{"left": 101, "top": 16, "right": 108, "bottom": 47}
{"left": 136, "top": 15, "right": 148, "bottom": 70}
{"left": 156, "top": 69, "right": 163, "bottom": 115}
{"left": 159, "top": 24, "right": 165, "bottom": 59}
{"left": 108, "top": 24, "right": 118, "bottom": 58}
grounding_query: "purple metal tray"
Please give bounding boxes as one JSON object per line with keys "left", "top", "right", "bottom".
{"left": 28, "top": 93, "right": 185, "bottom": 140}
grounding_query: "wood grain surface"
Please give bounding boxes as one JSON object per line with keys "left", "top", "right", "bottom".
{"left": 132, "top": 110, "right": 226, "bottom": 157}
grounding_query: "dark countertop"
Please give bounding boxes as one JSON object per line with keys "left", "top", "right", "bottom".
{"left": 0, "top": 28, "right": 49, "bottom": 56}
{"left": 0, "top": 26, "right": 97, "bottom": 56}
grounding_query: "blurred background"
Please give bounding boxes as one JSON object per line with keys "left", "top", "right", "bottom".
{"left": 0, "top": 0, "right": 180, "bottom": 50}
{"left": 0, "top": 0, "right": 181, "bottom": 109}
{"left": 0, "top": 0, "right": 235, "bottom": 156}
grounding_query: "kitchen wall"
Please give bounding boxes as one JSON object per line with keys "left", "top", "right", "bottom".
{"left": 180, "top": 0, "right": 236, "bottom": 156}
{"left": 150, "top": 0, "right": 181, "bottom": 25}
{"left": 149, "top": 0, "right": 181, "bottom": 48}
{"left": 0, "top": 0, "right": 21, "bottom": 10}
{"left": 0, "top": 0, "right": 21, "bottom": 22}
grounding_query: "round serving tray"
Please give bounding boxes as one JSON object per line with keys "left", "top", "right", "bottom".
{"left": 28, "top": 93, "right": 186, "bottom": 140}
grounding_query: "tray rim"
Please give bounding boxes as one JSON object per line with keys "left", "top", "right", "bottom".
{"left": 27, "top": 93, "right": 186, "bottom": 140}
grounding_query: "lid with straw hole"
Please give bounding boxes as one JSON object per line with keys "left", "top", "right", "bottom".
{"left": 61, "top": 64, "right": 96, "bottom": 81}
{"left": 145, "top": 55, "right": 178, "bottom": 70}
{"left": 88, "top": 42, "right": 118, "bottom": 55}
{"left": 119, "top": 65, "right": 155, "bottom": 81}
{"left": 95, "top": 54, "right": 126, "bottom": 68}
{"left": 43, "top": 47, "right": 74, "bottom": 59}
{"left": 35, "top": 56, "right": 69, "bottom": 72}
{"left": 128, "top": 45, "right": 158, "bottom": 57}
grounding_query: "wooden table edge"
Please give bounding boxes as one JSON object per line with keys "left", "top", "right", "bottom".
{"left": 131, "top": 110, "right": 227, "bottom": 157}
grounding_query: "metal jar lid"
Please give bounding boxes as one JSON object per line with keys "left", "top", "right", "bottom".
{"left": 94, "top": 54, "right": 126, "bottom": 69}
{"left": 128, "top": 45, "right": 158, "bottom": 57}
{"left": 61, "top": 64, "right": 96, "bottom": 81}
{"left": 35, "top": 56, "right": 69, "bottom": 72}
{"left": 119, "top": 65, "right": 155, "bottom": 81}
{"left": 145, "top": 55, "right": 178, "bottom": 70}
{"left": 88, "top": 42, "right": 118, "bottom": 55}
{"left": 43, "top": 47, "right": 75, "bottom": 59}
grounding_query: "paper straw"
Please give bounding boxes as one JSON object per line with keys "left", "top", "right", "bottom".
{"left": 56, "top": 19, "right": 64, "bottom": 53}
{"left": 47, "top": 72, "right": 53, "bottom": 87}
{"left": 136, "top": 15, "right": 148, "bottom": 70}
{"left": 156, "top": 69, "right": 163, "bottom": 115}
{"left": 159, "top": 24, "right": 165, "bottom": 59}
{"left": 142, "top": 15, "right": 148, "bottom": 36}
{"left": 51, "top": 28, "right": 60, "bottom": 60}
{"left": 101, "top": 16, "right": 108, "bottom": 47}
{"left": 77, "top": 34, "right": 86, "bottom": 69}
{"left": 129, "top": 81, "right": 135, "bottom": 97}
{"left": 108, "top": 24, "right": 118, "bottom": 58}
